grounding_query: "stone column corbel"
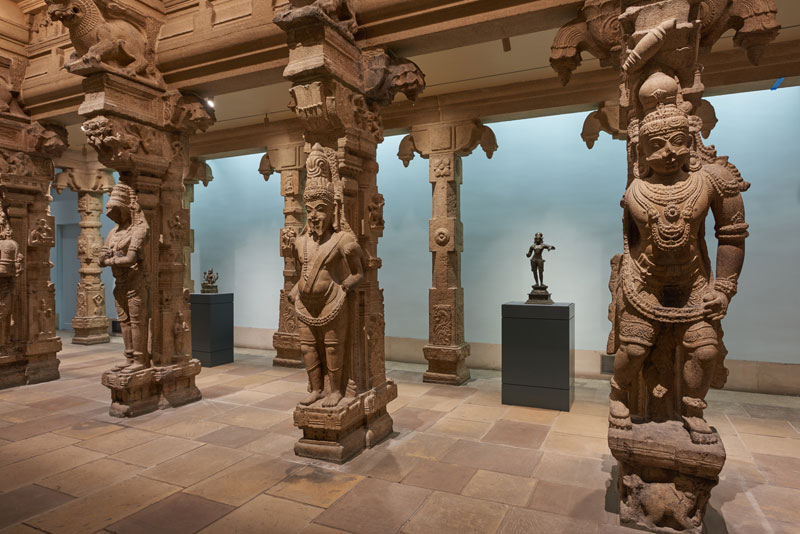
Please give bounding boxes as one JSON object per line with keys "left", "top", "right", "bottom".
{"left": 397, "top": 120, "right": 497, "bottom": 385}
{"left": 259, "top": 139, "right": 306, "bottom": 368}
{"left": 54, "top": 149, "right": 115, "bottom": 344}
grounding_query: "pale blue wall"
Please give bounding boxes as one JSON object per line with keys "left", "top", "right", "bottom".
{"left": 183, "top": 86, "right": 800, "bottom": 364}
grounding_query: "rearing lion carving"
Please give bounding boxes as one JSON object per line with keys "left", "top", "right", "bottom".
{"left": 46, "top": 0, "right": 163, "bottom": 85}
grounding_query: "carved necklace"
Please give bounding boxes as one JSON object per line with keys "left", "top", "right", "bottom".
{"left": 630, "top": 173, "right": 704, "bottom": 252}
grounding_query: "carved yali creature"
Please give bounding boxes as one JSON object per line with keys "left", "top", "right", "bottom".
{"left": 45, "top": 0, "right": 163, "bottom": 85}
{"left": 99, "top": 183, "right": 150, "bottom": 372}
{"left": 607, "top": 73, "right": 748, "bottom": 445}
{"left": 276, "top": 0, "right": 358, "bottom": 36}
{"left": 288, "top": 143, "right": 365, "bottom": 408}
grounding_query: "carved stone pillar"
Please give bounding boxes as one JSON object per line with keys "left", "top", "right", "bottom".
{"left": 0, "top": 54, "right": 66, "bottom": 389}
{"left": 54, "top": 150, "right": 116, "bottom": 345}
{"left": 50, "top": 5, "right": 215, "bottom": 417}
{"left": 551, "top": 1, "right": 779, "bottom": 531}
{"left": 183, "top": 158, "right": 213, "bottom": 293}
{"left": 259, "top": 141, "right": 306, "bottom": 368}
{"left": 397, "top": 120, "right": 497, "bottom": 385}
{"left": 274, "top": 1, "right": 425, "bottom": 462}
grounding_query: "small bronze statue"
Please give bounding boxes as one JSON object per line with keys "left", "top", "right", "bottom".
{"left": 201, "top": 269, "right": 219, "bottom": 294}
{"left": 526, "top": 232, "right": 556, "bottom": 304}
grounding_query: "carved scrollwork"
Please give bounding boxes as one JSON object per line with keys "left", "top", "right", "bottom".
{"left": 431, "top": 304, "right": 453, "bottom": 346}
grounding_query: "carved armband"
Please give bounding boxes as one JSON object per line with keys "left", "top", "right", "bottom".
{"left": 715, "top": 213, "right": 749, "bottom": 244}
{"left": 714, "top": 275, "right": 738, "bottom": 300}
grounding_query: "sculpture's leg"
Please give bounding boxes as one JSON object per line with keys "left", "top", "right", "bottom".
{"left": 682, "top": 322, "right": 719, "bottom": 444}
{"left": 610, "top": 341, "right": 651, "bottom": 428}
{"left": 533, "top": 263, "right": 540, "bottom": 286}
{"left": 112, "top": 286, "right": 134, "bottom": 371}
{"left": 322, "top": 313, "right": 347, "bottom": 407}
{"left": 538, "top": 263, "right": 545, "bottom": 286}
{"left": 298, "top": 323, "right": 324, "bottom": 406}
{"left": 127, "top": 288, "right": 148, "bottom": 372}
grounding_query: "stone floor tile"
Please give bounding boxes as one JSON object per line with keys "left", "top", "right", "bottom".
{"left": 768, "top": 518, "right": 800, "bottom": 534}
{"left": 39, "top": 458, "right": 145, "bottom": 497}
{"left": 0, "top": 432, "right": 80, "bottom": 467}
{"left": 446, "top": 403, "right": 509, "bottom": 423}
{"left": 481, "top": 419, "right": 549, "bottom": 449}
{"left": 542, "top": 431, "right": 611, "bottom": 459}
{"left": 719, "top": 458, "right": 767, "bottom": 486}
{"left": 0, "top": 414, "right": 86, "bottom": 442}
{"left": 0, "top": 400, "right": 24, "bottom": 415}
{"left": 210, "top": 405, "right": 286, "bottom": 430}
{"left": 501, "top": 405, "right": 559, "bottom": 426}
{"left": 27, "top": 476, "right": 181, "bottom": 534}
{"left": 53, "top": 420, "right": 124, "bottom": 440}
{"left": 106, "top": 492, "right": 234, "bottom": 534}
{"left": 0, "top": 523, "right": 47, "bottom": 533}
{"left": 387, "top": 395, "right": 412, "bottom": 414}
{"left": 528, "top": 480, "right": 611, "bottom": 524}
{"left": 552, "top": 412, "right": 609, "bottom": 439}
{"left": 185, "top": 455, "right": 301, "bottom": 506}
{"left": 0, "top": 445, "right": 105, "bottom": 492}
{"left": 250, "top": 379, "right": 308, "bottom": 395}
{"left": 752, "top": 452, "right": 800, "bottom": 489}
{"left": 77, "top": 427, "right": 161, "bottom": 454}
{"left": 240, "top": 432, "right": 298, "bottom": 458}
{"left": 299, "top": 524, "right": 352, "bottom": 534}
{"left": 254, "top": 391, "right": 307, "bottom": 412}
{"left": 200, "top": 494, "right": 321, "bottom": 534}
{"left": 740, "top": 433, "right": 800, "bottom": 458}
{"left": 426, "top": 416, "right": 491, "bottom": 440}
{"left": 533, "top": 452, "right": 612, "bottom": 490}
{"left": 751, "top": 485, "right": 800, "bottom": 524}
{"left": 27, "top": 395, "right": 96, "bottom": 413}
{"left": 391, "top": 407, "right": 445, "bottom": 432}
{"left": 402, "top": 491, "right": 508, "bottom": 534}
{"left": 461, "top": 469, "right": 537, "bottom": 506}
{"left": 425, "top": 385, "right": 479, "bottom": 400}
{"left": 463, "top": 389, "right": 501, "bottom": 406}
{"left": 569, "top": 401, "right": 610, "bottom": 417}
{"left": 121, "top": 410, "right": 195, "bottom": 432}
{"left": 390, "top": 432, "right": 456, "bottom": 460}
{"left": 156, "top": 418, "right": 229, "bottom": 440}
{"left": 0, "top": 406, "right": 51, "bottom": 423}
{"left": 358, "top": 451, "right": 420, "bottom": 482}
{"left": 742, "top": 403, "right": 800, "bottom": 422}
{"left": 213, "top": 389, "right": 275, "bottom": 406}
{"left": 195, "top": 424, "right": 264, "bottom": 448}
{"left": 498, "top": 506, "right": 600, "bottom": 534}
{"left": 401, "top": 459, "right": 476, "bottom": 493}
{"left": 110, "top": 436, "right": 203, "bottom": 467}
{"left": 267, "top": 465, "right": 364, "bottom": 508}
{"left": 406, "top": 394, "right": 464, "bottom": 412}
{"left": 392, "top": 383, "right": 433, "bottom": 398}
{"left": 0, "top": 485, "right": 74, "bottom": 530}
{"left": 315, "top": 478, "right": 430, "bottom": 534}
{"left": 141, "top": 444, "right": 251, "bottom": 487}
{"left": 729, "top": 416, "right": 799, "bottom": 438}
{"left": 596, "top": 524, "right": 643, "bottom": 534}
{"left": 441, "top": 439, "right": 541, "bottom": 477}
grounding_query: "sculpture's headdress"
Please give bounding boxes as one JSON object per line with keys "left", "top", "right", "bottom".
{"left": 638, "top": 72, "right": 689, "bottom": 138}
{"left": 302, "top": 143, "right": 350, "bottom": 233}
{"left": 108, "top": 183, "right": 148, "bottom": 230}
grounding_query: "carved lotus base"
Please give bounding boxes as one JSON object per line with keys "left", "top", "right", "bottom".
{"left": 609, "top": 420, "right": 725, "bottom": 533}
{"left": 0, "top": 352, "right": 27, "bottom": 390}
{"left": 272, "top": 331, "right": 303, "bottom": 368}
{"left": 102, "top": 359, "right": 202, "bottom": 418}
{"left": 527, "top": 285, "right": 553, "bottom": 305}
{"left": 422, "top": 343, "right": 470, "bottom": 385}
{"left": 293, "top": 379, "right": 398, "bottom": 463}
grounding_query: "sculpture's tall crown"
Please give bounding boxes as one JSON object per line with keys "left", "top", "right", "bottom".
{"left": 638, "top": 72, "right": 688, "bottom": 137}
{"left": 303, "top": 143, "right": 336, "bottom": 205}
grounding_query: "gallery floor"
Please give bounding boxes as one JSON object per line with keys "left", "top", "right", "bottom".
{"left": 0, "top": 336, "right": 797, "bottom": 534}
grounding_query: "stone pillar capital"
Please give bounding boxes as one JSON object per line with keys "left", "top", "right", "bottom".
{"left": 398, "top": 119, "right": 497, "bottom": 166}
{"left": 54, "top": 149, "right": 115, "bottom": 195}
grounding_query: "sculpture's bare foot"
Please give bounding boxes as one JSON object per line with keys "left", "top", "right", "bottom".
{"left": 125, "top": 363, "right": 146, "bottom": 373}
{"left": 609, "top": 398, "right": 632, "bottom": 430}
{"left": 112, "top": 359, "right": 133, "bottom": 371}
{"left": 299, "top": 390, "right": 324, "bottom": 406}
{"left": 683, "top": 416, "right": 717, "bottom": 444}
{"left": 322, "top": 391, "right": 343, "bottom": 408}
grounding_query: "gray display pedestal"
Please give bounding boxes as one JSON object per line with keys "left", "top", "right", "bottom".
{"left": 190, "top": 293, "right": 234, "bottom": 367}
{"left": 501, "top": 302, "right": 574, "bottom": 411}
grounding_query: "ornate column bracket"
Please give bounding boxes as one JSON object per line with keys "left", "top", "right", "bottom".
{"left": 54, "top": 148, "right": 115, "bottom": 345}
{"left": 397, "top": 120, "right": 497, "bottom": 385}
{"left": 183, "top": 157, "right": 213, "bottom": 293}
{"left": 0, "top": 53, "right": 66, "bottom": 389}
{"left": 50, "top": 4, "right": 216, "bottom": 417}
{"left": 274, "top": 0, "right": 425, "bottom": 463}
{"left": 551, "top": 1, "right": 778, "bottom": 531}
{"left": 259, "top": 139, "right": 307, "bottom": 368}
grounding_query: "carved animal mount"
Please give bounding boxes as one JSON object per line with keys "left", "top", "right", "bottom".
{"left": 276, "top": 0, "right": 358, "bottom": 36}
{"left": 46, "top": 0, "right": 164, "bottom": 86}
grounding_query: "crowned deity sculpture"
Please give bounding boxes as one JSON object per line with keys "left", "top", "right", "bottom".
{"left": 526, "top": 232, "right": 556, "bottom": 304}
{"left": 201, "top": 269, "right": 219, "bottom": 294}
{"left": 288, "top": 143, "right": 365, "bottom": 409}
{"left": 607, "top": 72, "right": 748, "bottom": 445}
{"left": 0, "top": 210, "right": 22, "bottom": 347}
{"left": 99, "top": 183, "right": 150, "bottom": 372}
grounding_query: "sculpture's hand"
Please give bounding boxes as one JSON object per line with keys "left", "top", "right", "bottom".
{"left": 702, "top": 290, "right": 729, "bottom": 321}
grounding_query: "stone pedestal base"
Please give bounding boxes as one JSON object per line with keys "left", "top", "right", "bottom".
{"left": 0, "top": 352, "right": 27, "bottom": 389}
{"left": 272, "top": 332, "right": 303, "bottom": 368}
{"left": 72, "top": 317, "right": 110, "bottom": 345}
{"left": 102, "top": 359, "right": 202, "bottom": 418}
{"left": 609, "top": 420, "right": 724, "bottom": 534}
{"left": 527, "top": 285, "right": 553, "bottom": 304}
{"left": 190, "top": 293, "right": 234, "bottom": 367}
{"left": 422, "top": 343, "right": 470, "bottom": 385}
{"left": 294, "top": 380, "right": 398, "bottom": 463}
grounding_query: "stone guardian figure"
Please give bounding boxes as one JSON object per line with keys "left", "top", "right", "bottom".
{"left": 0, "top": 210, "right": 22, "bottom": 347}
{"left": 288, "top": 143, "right": 365, "bottom": 408}
{"left": 99, "top": 183, "right": 150, "bottom": 372}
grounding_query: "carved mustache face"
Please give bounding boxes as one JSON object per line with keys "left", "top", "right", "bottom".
{"left": 306, "top": 200, "right": 333, "bottom": 238}
{"left": 643, "top": 130, "right": 691, "bottom": 175}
